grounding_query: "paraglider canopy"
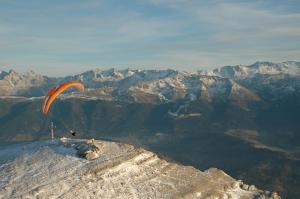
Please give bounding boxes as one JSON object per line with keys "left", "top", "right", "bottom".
{"left": 42, "top": 81, "right": 84, "bottom": 114}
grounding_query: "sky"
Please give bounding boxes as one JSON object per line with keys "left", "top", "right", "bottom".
{"left": 0, "top": 0, "right": 299, "bottom": 76}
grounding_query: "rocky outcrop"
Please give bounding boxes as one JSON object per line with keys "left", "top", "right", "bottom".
{"left": 66, "top": 138, "right": 105, "bottom": 160}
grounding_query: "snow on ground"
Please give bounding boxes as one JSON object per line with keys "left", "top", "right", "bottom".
{"left": 0, "top": 138, "right": 280, "bottom": 199}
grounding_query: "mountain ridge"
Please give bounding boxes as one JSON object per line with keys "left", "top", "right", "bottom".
{"left": 1, "top": 61, "right": 299, "bottom": 104}
{"left": 0, "top": 138, "right": 281, "bottom": 199}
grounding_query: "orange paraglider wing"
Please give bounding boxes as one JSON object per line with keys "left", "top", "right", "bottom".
{"left": 42, "top": 83, "right": 61, "bottom": 113}
{"left": 42, "top": 82, "right": 84, "bottom": 114}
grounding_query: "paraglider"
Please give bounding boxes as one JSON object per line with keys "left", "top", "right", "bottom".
{"left": 42, "top": 81, "right": 84, "bottom": 114}
{"left": 70, "top": 130, "right": 77, "bottom": 136}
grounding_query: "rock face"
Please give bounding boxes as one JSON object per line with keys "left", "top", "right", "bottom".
{"left": 0, "top": 138, "right": 280, "bottom": 199}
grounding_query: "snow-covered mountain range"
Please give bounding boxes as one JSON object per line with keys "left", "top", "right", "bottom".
{"left": 0, "top": 62, "right": 298, "bottom": 198}
{"left": 0, "top": 61, "right": 299, "bottom": 103}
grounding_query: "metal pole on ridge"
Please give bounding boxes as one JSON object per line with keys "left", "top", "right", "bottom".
{"left": 50, "top": 122, "right": 54, "bottom": 141}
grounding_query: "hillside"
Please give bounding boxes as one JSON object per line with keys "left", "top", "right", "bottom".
{"left": 0, "top": 138, "right": 280, "bottom": 199}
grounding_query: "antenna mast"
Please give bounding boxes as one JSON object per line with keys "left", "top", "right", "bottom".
{"left": 50, "top": 122, "right": 54, "bottom": 141}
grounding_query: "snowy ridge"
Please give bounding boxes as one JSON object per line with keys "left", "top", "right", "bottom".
{"left": 0, "top": 139, "right": 280, "bottom": 199}
{"left": 0, "top": 69, "right": 54, "bottom": 96}
{"left": 208, "top": 61, "right": 300, "bottom": 79}
{"left": 0, "top": 61, "right": 298, "bottom": 103}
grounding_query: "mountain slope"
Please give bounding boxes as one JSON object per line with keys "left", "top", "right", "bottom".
{"left": 207, "top": 61, "right": 300, "bottom": 101}
{"left": 0, "top": 138, "right": 280, "bottom": 199}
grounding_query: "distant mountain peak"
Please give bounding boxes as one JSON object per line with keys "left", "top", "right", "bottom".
{"left": 209, "top": 61, "right": 300, "bottom": 79}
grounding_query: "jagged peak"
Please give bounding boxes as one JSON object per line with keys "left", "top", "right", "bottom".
{"left": 0, "top": 70, "right": 9, "bottom": 79}
{"left": 8, "top": 69, "right": 19, "bottom": 75}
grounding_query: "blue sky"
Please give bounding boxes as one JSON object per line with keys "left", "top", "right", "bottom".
{"left": 0, "top": 0, "right": 299, "bottom": 76}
